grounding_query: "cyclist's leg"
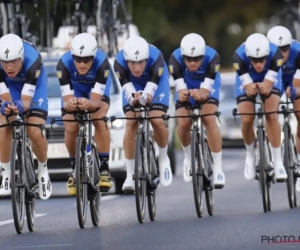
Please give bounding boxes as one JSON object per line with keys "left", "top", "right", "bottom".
{"left": 26, "top": 80, "right": 52, "bottom": 200}
{"left": 90, "top": 82, "right": 113, "bottom": 190}
{"left": 122, "top": 84, "right": 141, "bottom": 192}
{"left": 264, "top": 72, "right": 287, "bottom": 180}
{"left": 236, "top": 73, "right": 256, "bottom": 180}
{"left": 175, "top": 95, "right": 193, "bottom": 182}
{"left": 0, "top": 92, "right": 14, "bottom": 196}
{"left": 149, "top": 71, "right": 172, "bottom": 187}
{"left": 201, "top": 73, "right": 224, "bottom": 187}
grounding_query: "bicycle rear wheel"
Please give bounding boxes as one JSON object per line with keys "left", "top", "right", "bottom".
{"left": 90, "top": 144, "right": 101, "bottom": 227}
{"left": 25, "top": 145, "right": 36, "bottom": 232}
{"left": 191, "top": 129, "right": 204, "bottom": 218}
{"left": 134, "top": 133, "right": 146, "bottom": 223}
{"left": 147, "top": 140, "right": 158, "bottom": 221}
{"left": 203, "top": 139, "right": 214, "bottom": 216}
{"left": 75, "top": 136, "right": 88, "bottom": 228}
{"left": 11, "top": 139, "right": 25, "bottom": 234}
{"left": 258, "top": 131, "right": 268, "bottom": 213}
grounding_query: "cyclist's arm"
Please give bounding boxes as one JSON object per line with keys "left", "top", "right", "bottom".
{"left": 0, "top": 70, "right": 12, "bottom": 103}
{"left": 57, "top": 59, "right": 74, "bottom": 104}
{"left": 232, "top": 52, "right": 254, "bottom": 87}
{"left": 147, "top": 52, "right": 165, "bottom": 97}
{"left": 21, "top": 55, "right": 43, "bottom": 111}
{"left": 114, "top": 59, "right": 136, "bottom": 99}
{"left": 89, "top": 58, "right": 111, "bottom": 109}
{"left": 264, "top": 48, "right": 283, "bottom": 85}
{"left": 202, "top": 53, "right": 220, "bottom": 91}
{"left": 169, "top": 54, "right": 186, "bottom": 92}
{"left": 292, "top": 51, "right": 300, "bottom": 87}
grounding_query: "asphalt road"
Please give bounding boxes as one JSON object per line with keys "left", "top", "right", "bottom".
{"left": 0, "top": 148, "right": 300, "bottom": 250}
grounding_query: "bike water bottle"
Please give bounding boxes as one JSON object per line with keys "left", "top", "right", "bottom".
{"left": 86, "top": 145, "right": 93, "bottom": 167}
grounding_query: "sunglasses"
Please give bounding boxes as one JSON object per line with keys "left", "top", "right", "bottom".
{"left": 278, "top": 45, "right": 290, "bottom": 53}
{"left": 73, "top": 55, "right": 94, "bottom": 63}
{"left": 183, "top": 56, "right": 203, "bottom": 62}
{"left": 248, "top": 56, "right": 267, "bottom": 64}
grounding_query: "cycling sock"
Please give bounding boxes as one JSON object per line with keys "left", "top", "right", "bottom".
{"left": 182, "top": 144, "right": 191, "bottom": 160}
{"left": 99, "top": 152, "right": 109, "bottom": 172}
{"left": 271, "top": 146, "right": 282, "bottom": 166}
{"left": 211, "top": 151, "right": 222, "bottom": 172}
{"left": 125, "top": 159, "right": 134, "bottom": 179}
{"left": 245, "top": 142, "right": 255, "bottom": 158}
{"left": 158, "top": 145, "right": 168, "bottom": 160}
{"left": 297, "top": 153, "right": 300, "bottom": 161}
{"left": 38, "top": 161, "right": 47, "bottom": 170}
{"left": 70, "top": 157, "right": 75, "bottom": 170}
{"left": 1, "top": 162, "right": 11, "bottom": 171}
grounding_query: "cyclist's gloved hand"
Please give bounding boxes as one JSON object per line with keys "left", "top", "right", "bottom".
{"left": 13, "top": 100, "right": 25, "bottom": 114}
{"left": 127, "top": 95, "right": 134, "bottom": 106}
{"left": 0, "top": 101, "right": 12, "bottom": 116}
{"left": 138, "top": 91, "right": 148, "bottom": 106}
{"left": 290, "top": 87, "right": 298, "bottom": 101}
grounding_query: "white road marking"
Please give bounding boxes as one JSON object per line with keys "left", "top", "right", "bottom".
{"left": 0, "top": 213, "right": 47, "bottom": 226}
{"left": 7, "top": 244, "right": 75, "bottom": 249}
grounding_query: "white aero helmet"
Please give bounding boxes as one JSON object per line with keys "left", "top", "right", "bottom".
{"left": 267, "top": 26, "right": 292, "bottom": 47}
{"left": 123, "top": 36, "right": 149, "bottom": 61}
{"left": 180, "top": 33, "right": 206, "bottom": 57}
{"left": 0, "top": 34, "right": 24, "bottom": 61}
{"left": 71, "top": 33, "right": 98, "bottom": 58}
{"left": 245, "top": 33, "right": 270, "bottom": 58}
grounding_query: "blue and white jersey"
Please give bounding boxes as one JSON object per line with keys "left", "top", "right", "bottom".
{"left": 281, "top": 40, "right": 300, "bottom": 86}
{"left": 114, "top": 44, "right": 169, "bottom": 97}
{"left": 0, "top": 40, "right": 46, "bottom": 97}
{"left": 232, "top": 42, "right": 283, "bottom": 85}
{"left": 56, "top": 50, "right": 111, "bottom": 97}
{"left": 168, "top": 46, "right": 220, "bottom": 91}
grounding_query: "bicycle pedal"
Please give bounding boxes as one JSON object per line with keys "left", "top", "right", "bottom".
{"left": 100, "top": 187, "right": 110, "bottom": 193}
{"left": 123, "top": 190, "right": 134, "bottom": 195}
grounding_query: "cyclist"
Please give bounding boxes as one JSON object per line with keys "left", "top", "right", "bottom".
{"left": 267, "top": 25, "right": 300, "bottom": 191}
{"left": 168, "top": 33, "right": 225, "bottom": 188}
{"left": 233, "top": 33, "right": 287, "bottom": 181}
{"left": 0, "top": 34, "right": 52, "bottom": 199}
{"left": 56, "top": 32, "right": 113, "bottom": 195}
{"left": 114, "top": 36, "right": 173, "bottom": 192}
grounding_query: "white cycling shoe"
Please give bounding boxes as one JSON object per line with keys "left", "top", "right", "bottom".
{"left": 0, "top": 167, "right": 11, "bottom": 196}
{"left": 122, "top": 177, "right": 135, "bottom": 193}
{"left": 38, "top": 165, "right": 52, "bottom": 200}
{"left": 296, "top": 179, "right": 300, "bottom": 192}
{"left": 159, "top": 156, "right": 172, "bottom": 187}
{"left": 244, "top": 156, "right": 256, "bottom": 180}
{"left": 213, "top": 170, "right": 225, "bottom": 189}
{"left": 274, "top": 164, "right": 287, "bottom": 182}
{"left": 183, "top": 159, "right": 192, "bottom": 183}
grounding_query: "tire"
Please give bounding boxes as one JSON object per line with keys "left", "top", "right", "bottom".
{"left": 134, "top": 133, "right": 146, "bottom": 223}
{"left": 148, "top": 140, "right": 158, "bottom": 221}
{"left": 168, "top": 137, "right": 176, "bottom": 175}
{"left": 25, "top": 145, "right": 36, "bottom": 232}
{"left": 258, "top": 130, "right": 268, "bottom": 213}
{"left": 90, "top": 144, "right": 101, "bottom": 227}
{"left": 75, "top": 136, "right": 88, "bottom": 228}
{"left": 203, "top": 139, "right": 214, "bottom": 216}
{"left": 191, "top": 129, "right": 204, "bottom": 218}
{"left": 11, "top": 139, "right": 25, "bottom": 234}
{"left": 265, "top": 138, "right": 272, "bottom": 212}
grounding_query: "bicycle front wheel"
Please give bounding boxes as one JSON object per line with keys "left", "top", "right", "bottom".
{"left": 25, "top": 145, "right": 36, "bottom": 232}
{"left": 90, "top": 145, "right": 101, "bottom": 227}
{"left": 203, "top": 139, "right": 214, "bottom": 216}
{"left": 75, "top": 136, "right": 88, "bottom": 228}
{"left": 134, "top": 133, "right": 147, "bottom": 223}
{"left": 147, "top": 140, "right": 158, "bottom": 221}
{"left": 191, "top": 129, "right": 204, "bottom": 218}
{"left": 11, "top": 139, "right": 25, "bottom": 234}
{"left": 258, "top": 131, "right": 268, "bottom": 213}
